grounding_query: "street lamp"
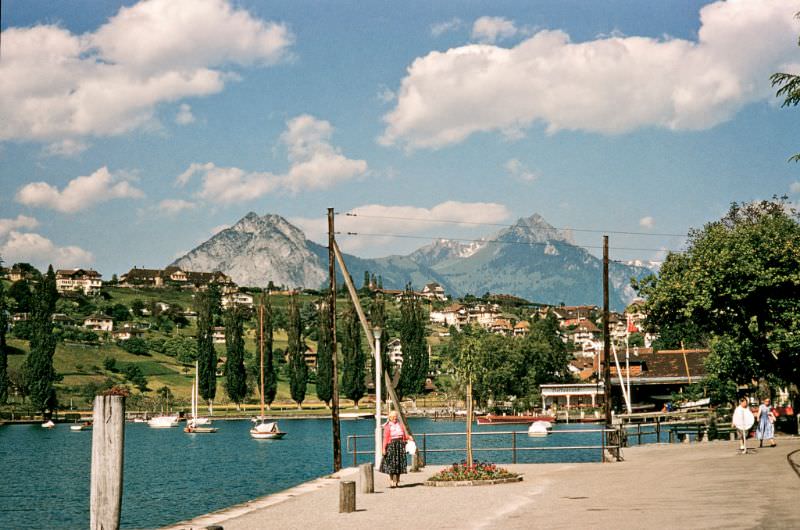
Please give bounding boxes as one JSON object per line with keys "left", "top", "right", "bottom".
{"left": 373, "top": 325, "right": 382, "bottom": 470}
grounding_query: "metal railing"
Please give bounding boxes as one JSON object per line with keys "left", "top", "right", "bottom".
{"left": 346, "top": 428, "right": 622, "bottom": 466}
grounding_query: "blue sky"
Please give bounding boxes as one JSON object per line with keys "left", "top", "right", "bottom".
{"left": 1, "top": 0, "right": 799, "bottom": 278}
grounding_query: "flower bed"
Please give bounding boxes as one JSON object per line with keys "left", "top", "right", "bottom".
{"left": 425, "top": 461, "right": 522, "bottom": 487}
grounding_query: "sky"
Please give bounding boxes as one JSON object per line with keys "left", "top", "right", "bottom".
{"left": 1, "top": 0, "right": 800, "bottom": 278}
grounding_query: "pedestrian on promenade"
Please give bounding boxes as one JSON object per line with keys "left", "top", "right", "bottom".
{"left": 380, "top": 410, "right": 413, "bottom": 488}
{"left": 756, "top": 397, "right": 777, "bottom": 448}
{"left": 731, "top": 397, "right": 754, "bottom": 454}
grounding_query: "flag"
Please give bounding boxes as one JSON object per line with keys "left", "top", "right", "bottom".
{"left": 626, "top": 314, "right": 638, "bottom": 333}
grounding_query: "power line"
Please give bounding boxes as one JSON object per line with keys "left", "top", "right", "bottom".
{"left": 341, "top": 212, "right": 687, "bottom": 238}
{"left": 337, "top": 230, "right": 684, "bottom": 256}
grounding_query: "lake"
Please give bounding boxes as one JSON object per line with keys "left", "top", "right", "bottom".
{"left": 0, "top": 417, "right": 623, "bottom": 529}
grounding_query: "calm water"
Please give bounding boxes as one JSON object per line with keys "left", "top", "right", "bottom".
{"left": 0, "top": 418, "right": 618, "bottom": 529}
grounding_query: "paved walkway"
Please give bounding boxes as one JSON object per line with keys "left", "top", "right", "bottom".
{"left": 165, "top": 437, "right": 800, "bottom": 530}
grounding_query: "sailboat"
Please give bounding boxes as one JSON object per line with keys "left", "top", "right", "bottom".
{"left": 250, "top": 302, "right": 286, "bottom": 440}
{"left": 185, "top": 360, "right": 217, "bottom": 434}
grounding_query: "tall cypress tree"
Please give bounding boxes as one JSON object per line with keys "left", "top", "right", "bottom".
{"left": 24, "top": 266, "right": 58, "bottom": 415}
{"left": 224, "top": 306, "right": 247, "bottom": 408}
{"left": 195, "top": 290, "right": 217, "bottom": 413}
{"left": 258, "top": 294, "right": 278, "bottom": 408}
{"left": 396, "top": 287, "right": 428, "bottom": 400}
{"left": 0, "top": 265, "right": 9, "bottom": 404}
{"left": 341, "top": 303, "right": 366, "bottom": 407}
{"left": 287, "top": 295, "right": 307, "bottom": 408}
{"left": 315, "top": 300, "right": 333, "bottom": 406}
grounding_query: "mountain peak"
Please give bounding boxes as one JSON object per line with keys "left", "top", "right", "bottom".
{"left": 495, "top": 213, "right": 566, "bottom": 244}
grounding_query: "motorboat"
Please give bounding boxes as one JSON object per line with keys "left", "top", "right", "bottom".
{"left": 41, "top": 420, "right": 56, "bottom": 429}
{"left": 147, "top": 415, "right": 180, "bottom": 428}
{"left": 528, "top": 421, "right": 552, "bottom": 437}
{"left": 70, "top": 419, "right": 93, "bottom": 431}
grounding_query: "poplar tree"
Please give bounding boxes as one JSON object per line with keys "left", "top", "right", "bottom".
{"left": 0, "top": 265, "right": 9, "bottom": 404}
{"left": 287, "top": 295, "right": 307, "bottom": 408}
{"left": 195, "top": 290, "right": 217, "bottom": 413}
{"left": 396, "top": 287, "right": 428, "bottom": 400}
{"left": 340, "top": 303, "right": 366, "bottom": 407}
{"left": 315, "top": 301, "right": 333, "bottom": 406}
{"left": 24, "top": 266, "right": 58, "bottom": 415}
{"left": 224, "top": 306, "right": 247, "bottom": 409}
{"left": 258, "top": 294, "right": 278, "bottom": 408}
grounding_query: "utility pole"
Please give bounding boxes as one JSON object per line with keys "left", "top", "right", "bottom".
{"left": 328, "top": 208, "right": 342, "bottom": 471}
{"left": 603, "top": 235, "right": 611, "bottom": 426}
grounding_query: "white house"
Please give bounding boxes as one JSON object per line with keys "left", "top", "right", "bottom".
{"left": 83, "top": 314, "right": 113, "bottom": 332}
{"left": 420, "top": 282, "right": 447, "bottom": 301}
{"left": 221, "top": 291, "right": 254, "bottom": 309}
{"left": 429, "top": 303, "right": 465, "bottom": 327}
{"left": 387, "top": 338, "right": 403, "bottom": 368}
{"left": 56, "top": 268, "right": 102, "bottom": 295}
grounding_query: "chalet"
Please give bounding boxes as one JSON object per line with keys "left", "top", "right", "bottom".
{"left": 552, "top": 305, "right": 599, "bottom": 328}
{"left": 112, "top": 327, "right": 143, "bottom": 341}
{"left": 490, "top": 318, "right": 513, "bottom": 335}
{"left": 51, "top": 313, "right": 73, "bottom": 325}
{"left": 282, "top": 345, "right": 318, "bottom": 369}
{"left": 119, "top": 266, "right": 232, "bottom": 290}
{"left": 212, "top": 326, "right": 226, "bottom": 344}
{"left": 565, "top": 319, "right": 601, "bottom": 352}
{"left": 7, "top": 264, "right": 37, "bottom": 282}
{"left": 83, "top": 314, "right": 113, "bottom": 332}
{"left": 420, "top": 282, "right": 447, "bottom": 301}
{"left": 513, "top": 320, "right": 530, "bottom": 337}
{"left": 467, "top": 304, "right": 500, "bottom": 328}
{"left": 221, "top": 291, "right": 254, "bottom": 309}
{"left": 429, "top": 303, "right": 465, "bottom": 327}
{"left": 56, "top": 268, "right": 103, "bottom": 295}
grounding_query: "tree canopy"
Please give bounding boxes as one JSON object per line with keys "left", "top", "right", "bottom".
{"left": 315, "top": 300, "right": 334, "bottom": 406}
{"left": 24, "top": 265, "right": 59, "bottom": 414}
{"left": 287, "top": 295, "right": 307, "bottom": 407}
{"left": 340, "top": 303, "right": 366, "bottom": 407}
{"left": 224, "top": 306, "right": 248, "bottom": 407}
{"left": 395, "top": 288, "right": 428, "bottom": 400}
{"left": 638, "top": 199, "right": 800, "bottom": 398}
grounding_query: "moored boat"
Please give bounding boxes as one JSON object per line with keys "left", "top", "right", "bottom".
{"left": 41, "top": 420, "right": 56, "bottom": 429}
{"left": 70, "top": 419, "right": 93, "bottom": 431}
{"left": 184, "top": 361, "right": 217, "bottom": 434}
{"left": 147, "top": 414, "right": 180, "bottom": 428}
{"left": 528, "top": 421, "right": 552, "bottom": 437}
{"left": 250, "top": 419, "right": 286, "bottom": 439}
{"left": 476, "top": 413, "right": 556, "bottom": 425}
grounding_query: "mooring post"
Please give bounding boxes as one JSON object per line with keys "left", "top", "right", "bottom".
{"left": 90, "top": 394, "right": 126, "bottom": 530}
{"left": 359, "top": 463, "right": 374, "bottom": 494}
{"left": 339, "top": 481, "right": 356, "bottom": 513}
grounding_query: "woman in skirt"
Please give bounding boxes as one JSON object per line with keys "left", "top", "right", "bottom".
{"left": 380, "top": 410, "right": 413, "bottom": 488}
{"left": 756, "top": 397, "right": 777, "bottom": 447}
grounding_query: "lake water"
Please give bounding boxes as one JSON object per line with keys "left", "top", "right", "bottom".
{"left": 0, "top": 418, "right": 628, "bottom": 529}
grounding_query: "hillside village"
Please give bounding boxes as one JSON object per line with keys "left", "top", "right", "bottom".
{"left": 0, "top": 260, "right": 702, "bottom": 415}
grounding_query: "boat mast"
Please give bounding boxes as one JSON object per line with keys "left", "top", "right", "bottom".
{"left": 259, "top": 302, "right": 265, "bottom": 419}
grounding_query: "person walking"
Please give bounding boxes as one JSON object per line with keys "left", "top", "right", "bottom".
{"left": 756, "top": 397, "right": 777, "bottom": 448}
{"left": 731, "top": 397, "right": 754, "bottom": 454}
{"left": 380, "top": 410, "right": 413, "bottom": 488}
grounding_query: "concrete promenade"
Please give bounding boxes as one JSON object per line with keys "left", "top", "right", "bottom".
{"left": 165, "top": 436, "right": 800, "bottom": 530}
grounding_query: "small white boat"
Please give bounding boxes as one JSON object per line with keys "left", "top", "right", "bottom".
{"left": 147, "top": 415, "right": 180, "bottom": 428}
{"left": 70, "top": 420, "right": 93, "bottom": 431}
{"left": 250, "top": 419, "right": 285, "bottom": 439}
{"left": 339, "top": 412, "right": 372, "bottom": 420}
{"left": 41, "top": 420, "right": 55, "bottom": 429}
{"left": 528, "top": 421, "right": 552, "bottom": 437}
{"left": 184, "top": 364, "right": 217, "bottom": 434}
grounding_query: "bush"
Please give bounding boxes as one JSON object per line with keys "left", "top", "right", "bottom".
{"left": 428, "top": 461, "right": 517, "bottom": 482}
{"left": 119, "top": 337, "right": 150, "bottom": 356}
{"left": 103, "top": 356, "right": 118, "bottom": 373}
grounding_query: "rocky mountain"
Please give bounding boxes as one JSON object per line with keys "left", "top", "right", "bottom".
{"left": 170, "top": 212, "right": 651, "bottom": 310}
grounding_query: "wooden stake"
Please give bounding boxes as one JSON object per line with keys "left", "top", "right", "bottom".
{"left": 90, "top": 395, "right": 125, "bottom": 530}
{"left": 339, "top": 481, "right": 356, "bottom": 513}
{"left": 359, "top": 463, "right": 374, "bottom": 493}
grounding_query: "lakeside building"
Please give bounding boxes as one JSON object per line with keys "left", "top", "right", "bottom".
{"left": 541, "top": 382, "right": 605, "bottom": 409}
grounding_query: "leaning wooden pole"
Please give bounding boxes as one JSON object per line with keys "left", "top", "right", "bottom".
{"left": 90, "top": 394, "right": 125, "bottom": 530}
{"left": 331, "top": 239, "right": 413, "bottom": 437}
{"left": 602, "top": 235, "right": 611, "bottom": 462}
{"left": 328, "top": 208, "right": 342, "bottom": 471}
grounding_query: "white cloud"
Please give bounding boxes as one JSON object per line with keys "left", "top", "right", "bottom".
{"left": 471, "top": 16, "right": 518, "bottom": 43}
{"left": 790, "top": 181, "right": 800, "bottom": 194}
{"left": 639, "top": 216, "right": 655, "bottom": 229}
{"left": 0, "top": 231, "right": 94, "bottom": 268}
{"left": 175, "top": 103, "right": 196, "bottom": 125}
{"left": 431, "top": 18, "right": 464, "bottom": 37}
{"left": 16, "top": 166, "right": 145, "bottom": 213}
{"left": 0, "top": 215, "right": 39, "bottom": 237}
{"left": 0, "top": 0, "right": 293, "bottom": 143}
{"left": 158, "top": 199, "right": 197, "bottom": 215}
{"left": 177, "top": 115, "right": 367, "bottom": 204}
{"left": 381, "top": 0, "right": 800, "bottom": 149}
{"left": 504, "top": 158, "right": 540, "bottom": 182}
{"left": 41, "top": 139, "right": 90, "bottom": 158}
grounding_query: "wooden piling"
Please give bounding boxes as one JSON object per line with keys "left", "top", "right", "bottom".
{"left": 359, "top": 463, "right": 374, "bottom": 494}
{"left": 339, "top": 481, "right": 356, "bottom": 513}
{"left": 90, "top": 395, "right": 126, "bottom": 530}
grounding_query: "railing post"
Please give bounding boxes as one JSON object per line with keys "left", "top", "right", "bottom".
{"left": 423, "top": 433, "right": 427, "bottom": 466}
{"left": 512, "top": 431, "right": 517, "bottom": 464}
{"left": 353, "top": 436, "right": 358, "bottom": 467}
